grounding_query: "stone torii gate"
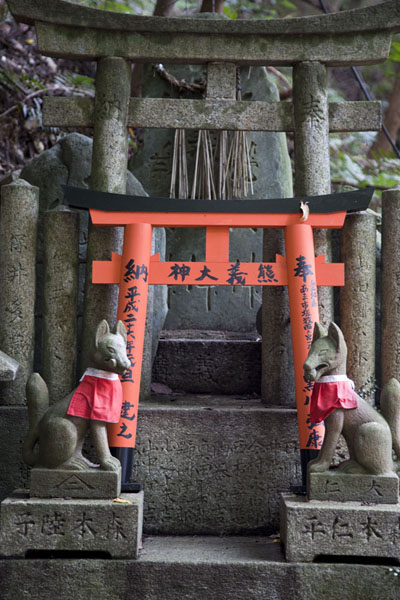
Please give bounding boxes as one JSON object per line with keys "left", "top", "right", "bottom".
{"left": 8, "top": 0, "right": 400, "bottom": 484}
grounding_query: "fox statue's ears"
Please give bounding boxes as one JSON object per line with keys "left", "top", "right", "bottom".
{"left": 112, "top": 320, "right": 127, "bottom": 344}
{"left": 312, "top": 322, "right": 326, "bottom": 343}
{"left": 312, "top": 321, "right": 345, "bottom": 352}
{"left": 95, "top": 319, "right": 110, "bottom": 348}
{"left": 328, "top": 322, "right": 345, "bottom": 353}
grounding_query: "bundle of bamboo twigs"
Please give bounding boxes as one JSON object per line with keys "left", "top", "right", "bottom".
{"left": 169, "top": 68, "right": 254, "bottom": 201}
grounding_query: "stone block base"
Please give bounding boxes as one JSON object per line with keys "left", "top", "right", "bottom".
{"left": 2, "top": 536, "right": 400, "bottom": 600}
{"left": 0, "top": 490, "right": 143, "bottom": 558}
{"left": 152, "top": 332, "right": 261, "bottom": 394}
{"left": 281, "top": 493, "right": 400, "bottom": 562}
{"left": 30, "top": 467, "right": 121, "bottom": 499}
{"left": 308, "top": 471, "right": 399, "bottom": 504}
{"left": 134, "top": 398, "right": 301, "bottom": 535}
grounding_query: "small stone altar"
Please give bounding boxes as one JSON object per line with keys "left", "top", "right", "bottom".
{"left": 1, "top": 490, "right": 143, "bottom": 559}
{"left": 29, "top": 467, "right": 121, "bottom": 499}
{"left": 281, "top": 493, "right": 400, "bottom": 563}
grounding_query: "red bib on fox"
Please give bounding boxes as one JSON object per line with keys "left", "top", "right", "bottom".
{"left": 67, "top": 368, "right": 123, "bottom": 423}
{"left": 310, "top": 375, "right": 358, "bottom": 424}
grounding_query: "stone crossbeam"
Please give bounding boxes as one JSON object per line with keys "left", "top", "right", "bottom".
{"left": 43, "top": 97, "right": 381, "bottom": 133}
{"left": 34, "top": 25, "right": 392, "bottom": 66}
{"left": 8, "top": 0, "right": 400, "bottom": 36}
{"left": 8, "top": 0, "right": 400, "bottom": 66}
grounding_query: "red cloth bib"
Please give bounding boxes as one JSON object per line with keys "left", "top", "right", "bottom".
{"left": 310, "top": 378, "right": 358, "bottom": 424}
{"left": 67, "top": 369, "right": 123, "bottom": 423}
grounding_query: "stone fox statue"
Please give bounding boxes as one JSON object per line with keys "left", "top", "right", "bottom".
{"left": 303, "top": 322, "right": 400, "bottom": 476}
{"left": 23, "top": 320, "right": 131, "bottom": 472}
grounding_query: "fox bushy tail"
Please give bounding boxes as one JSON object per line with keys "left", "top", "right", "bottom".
{"left": 22, "top": 373, "right": 49, "bottom": 466}
{"left": 380, "top": 377, "right": 400, "bottom": 468}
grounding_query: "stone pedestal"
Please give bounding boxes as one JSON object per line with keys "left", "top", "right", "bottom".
{"left": 281, "top": 493, "right": 400, "bottom": 563}
{"left": 29, "top": 467, "right": 121, "bottom": 499}
{"left": 0, "top": 490, "right": 143, "bottom": 559}
{"left": 307, "top": 471, "right": 399, "bottom": 504}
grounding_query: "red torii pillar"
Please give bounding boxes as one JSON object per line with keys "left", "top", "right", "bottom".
{"left": 89, "top": 200, "right": 348, "bottom": 487}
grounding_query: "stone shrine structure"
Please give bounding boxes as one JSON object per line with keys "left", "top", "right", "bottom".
{"left": 2, "top": 1, "right": 400, "bottom": 599}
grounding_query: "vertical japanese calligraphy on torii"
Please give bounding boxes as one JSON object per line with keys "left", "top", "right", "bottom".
{"left": 65, "top": 185, "right": 372, "bottom": 469}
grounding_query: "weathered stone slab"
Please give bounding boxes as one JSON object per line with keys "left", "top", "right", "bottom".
{"left": 0, "top": 407, "right": 29, "bottom": 502}
{"left": 2, "top": 536, "right": 400, "bottom": 600}
{"left": 8, "top": 0, "right": 400, "bottom": 36}
{"left": 43, "top": 208, "right": 79, "bottom": 403}
{"left": 133, "top": 398, "right": 301, "bottom": 534}
{"left": 340, "top": 213, "right": 376, "bottom": 397}
{"left": 29, "top": 467, "right": 121, "bottom": 499}
{"left": 0, "top": 179, "right": 39, "bottom": 405}
{"left": 0, "top": 490, "right": 143, "bottom": 558}
{"left": 281, "top": 493, "right": 400, "bottom": 562}
{"left": 382, "top": 188, "right": 400, "bottom": 384}
{"left": 152, "top": 332, "right": 261, "bottom": 395}
{"left": 36, "top": 21, "right": 391, "bottom": 66}
{"left": 0, "top": 352, "right": 19, "bottom": 382}
{"left": 43, "top": 96, "right": 382, "bottom": 133}
{"left": 308, "top": 471, "right": 399, "bottom": 504}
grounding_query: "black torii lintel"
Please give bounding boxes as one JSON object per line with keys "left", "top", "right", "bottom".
{"left": 63, "top": 185, "right": 373, "bottom": 215}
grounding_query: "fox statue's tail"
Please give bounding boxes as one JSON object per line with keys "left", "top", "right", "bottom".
{"left": 22, "top": 373, "right": 49, "bottom": 466}
{"left": 380, "top": 377, "right": 400, "bottom": 469}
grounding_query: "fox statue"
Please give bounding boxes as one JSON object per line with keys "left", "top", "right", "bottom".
{"left": 22, "top": 320, "right": 131, "bottom": 472}
{"left": 303, "top": 322, "right": 400, "bottom": 476}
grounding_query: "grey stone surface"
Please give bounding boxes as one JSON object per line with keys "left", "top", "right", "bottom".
{"left": 152, "top": 333, "right": 261, "bottom": 395}
{"left": 81, "top": 57, "right": 130, "bottom": 370}
{"left": 43, "top": 208, "right": 79, "bottom": 403}
{"left": 0, "top": 351, "right": 19, "bottom": 382}
{"left": 0, "top": 407, "right": 29, "bottom": 502}
{"left": 36, "top": 20, "right": 392, "bottom": 66}
{"left": 2, "top": 535, "right": 400, "bottom": 599}
{"left": 308, "top": 471, "right": 399, "bottom": 504}
{"left": 44, "top": 96, "right": 382, "bottom": 133}
{"left": 130, "top": 62, "right": 292, "bottom": 333}
{"left": 340, "top": 213, "right": 376, "bottom": 398}
{"left": 262, "top": 229, "right": 294, "bottom": 407}
{"left": 281, "top": 493, "right": 400, "bottom": 562}
{"left": 30, "top": 467, "right": 121, "bottom": 499}
{"left": 293, "top": 61, "right": 332, "bottom": 327}
{"left": 133, "top": 397, "right": 301, "bottom": 534}
{"left": 0, "top": 490, "right": 143, "bottom": 558}
{"left": 0, "top": 179, "right": 39, "bottom": 405}
{"left": 382, "top": 189, "right": 400, "bottom": 385}
{"left": 9, "top": 0, "right": 400, "bottom": 36}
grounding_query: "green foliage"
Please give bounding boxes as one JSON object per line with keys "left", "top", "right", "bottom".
{"left": 330, "top": 132, "right": 400, "bottom": 208}
{"left": 73, "top": 0, "right": 154, "bottom": 15}
{"left": 389, "top": 41, "right": 400, "bottom": 63}
{"left": 54, "top": 71, "right": 95, "bottom": 92}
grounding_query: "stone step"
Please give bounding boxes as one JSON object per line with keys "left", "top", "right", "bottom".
{"left": 152, "top": 330, "right": 261, "bottom": 394}
{"left": 134, "top": 395, "right": 300, "bottom": 535}
{"left": 1, "top": 536, "right": 398, "bottom": 600}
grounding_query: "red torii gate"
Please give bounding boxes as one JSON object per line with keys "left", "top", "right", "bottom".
{"left": 66, "top": 186, "right": 372, "bottom": 484}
